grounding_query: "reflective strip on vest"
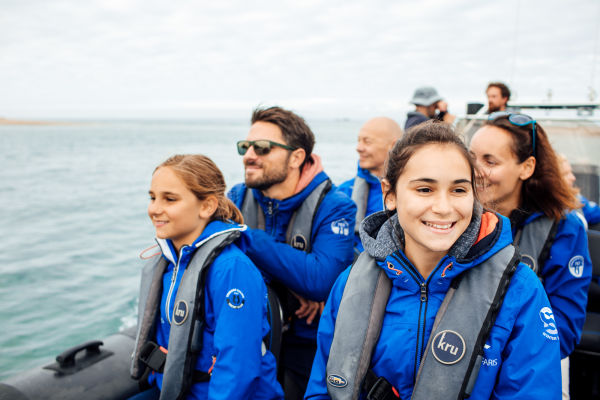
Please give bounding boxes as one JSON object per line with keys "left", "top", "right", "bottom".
{"left": 326, "top": 246, "right": 519, "bottom": 400}
{"left": 131, "top": 228, "right": 242, "bottom": 400}
{"left": 240, "top": 180, "right": 332, "bottom": 253}
{"left": 351, "top": 176, "right": 369, "bottom": 235}
{"left": 514, "top": 216, "right": 556, "bottom": 274}
{"left": 325, "top": 252, "right": 391, "bottom": 400}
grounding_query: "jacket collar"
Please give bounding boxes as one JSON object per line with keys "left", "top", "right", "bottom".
{"left": 155, "top": 220, "right": 247, "bottom": 265}
{"left": 362, "top": 209, "right": 513, "bottom": 283}
{"left": 359, "top": 202, "right": 483, "bottom": 262}
{"left": 356, "top": 162, "right": 381, "bottom": 185}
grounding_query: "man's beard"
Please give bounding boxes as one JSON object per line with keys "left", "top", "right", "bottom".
{"left": 488, "top": 103, "right": 502, "bottom": 113}
{"left": 245, "top": 156, "right": 290, "bottom": 191}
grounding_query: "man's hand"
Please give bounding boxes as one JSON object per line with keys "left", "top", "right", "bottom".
{"left": 291, "top": 291, "right": 324, "bottom": 325}
{"left": 436, "top": 100, "right": 456, "bottom": 124}
{"left": 436, "top": 100, "right": 449, "bottom": 112}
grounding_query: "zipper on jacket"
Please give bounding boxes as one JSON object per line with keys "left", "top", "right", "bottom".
{"left": 390, "top": 252, "right": 449, "bottom": 382}
{"left": 165, "top": 246, "right": 186, "bottom": 325}
{"left": 266, "top": 201, "right": 278, "bottom": 236}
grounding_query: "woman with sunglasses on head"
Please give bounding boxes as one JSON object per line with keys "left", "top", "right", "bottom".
{"left": 305, "top": 121, "right": 560, "bottom": 400}
{"left": 469, "top": 113, "right": 592, "bottom": 399}
{"left": 129, "top": 154, "right": 283, "bottom": 400}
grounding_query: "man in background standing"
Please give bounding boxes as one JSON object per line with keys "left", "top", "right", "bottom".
{"left": 486, "top": 82, "right": 511, "bottom": 113}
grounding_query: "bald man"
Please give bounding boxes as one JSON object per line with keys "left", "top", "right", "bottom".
{"left": 338, "top": 117, "right": 403, "bottom": 253}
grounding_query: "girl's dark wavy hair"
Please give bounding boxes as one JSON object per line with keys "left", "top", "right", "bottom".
{"left": 485, "top": 115, "right": 578, "bottom": 220}
{"left": 383, "top": 120, "right": 478, "bottom": 206}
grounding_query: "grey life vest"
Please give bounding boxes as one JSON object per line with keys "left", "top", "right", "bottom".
{"left": 325, "top": 245, "right": 520, "bottom": 400}
{"left": 513, "top": 215, "right": 558, "bottom": 275}
{"left": 130, "top": 228, "right": 242, "bottom": 400}
{"left": 351, "top": 176, "right": 370, "bottom": 235}
{"left": 241, "top": 179, "right": 332, "bottom": 252}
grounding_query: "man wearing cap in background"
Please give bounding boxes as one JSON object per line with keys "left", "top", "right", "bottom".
{"left": 404, "top": 86, "right": 455, "bottom": 130}
{"left": 338, "top": 117, "right": 403, "bottom": 256}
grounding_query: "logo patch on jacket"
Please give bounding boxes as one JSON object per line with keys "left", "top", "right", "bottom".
{"left": 539, "top": 307, "right": 559, "bottom": 340}
{"left": 173, "top": 300, "right": 188, "bottom": 325}
{"left": 568, "top": 255, "right": 584, "bottom": 278}
{"left": 327, "top": 374, "right": 348, "bottom": 388}
{"left": 226, "top": 288, "right": 245, "bottom": 309}
{"left": 520, "top": 254, "right": 537, "bottom": 272}
{"left": 431, "top": 330, "right": 466, "bottom": 364}
{"left": 291, "top": 234, "right": 308, "bottom": 251}
{"left": 331, "top": 218, "right": 350, "bottom": 235}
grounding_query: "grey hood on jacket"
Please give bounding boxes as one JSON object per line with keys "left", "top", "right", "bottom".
{"left": 358, "top": 203, "right": 483, "bottom": 261}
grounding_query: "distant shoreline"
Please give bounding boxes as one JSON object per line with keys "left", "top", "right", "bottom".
{"left": 0, "top": 117, "right": 74, "bottom": 126}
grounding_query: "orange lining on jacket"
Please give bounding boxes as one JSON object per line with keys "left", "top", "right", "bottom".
{"left": 475, "top": 212, "right": 498, "bottom": 244}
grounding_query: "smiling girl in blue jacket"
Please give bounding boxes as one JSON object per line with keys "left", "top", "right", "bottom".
{"left": 470, "top": 113, "right": 592, "bottom": 399}
{"left": 305, "top": 122, "right": 561, "bottom": 400}
{"left": 130, "top": 154, "right": 283, "bottom": 400}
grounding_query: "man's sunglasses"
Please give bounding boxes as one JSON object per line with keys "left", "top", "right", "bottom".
{"left": 489, "top": 111, "right": 537, "bottom": 157}
{"left": 236, "top": 140, "right": 296, "bottom": 156}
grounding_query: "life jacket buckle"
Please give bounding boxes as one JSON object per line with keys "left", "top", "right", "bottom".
{"left": 139, "top": 341, "right": 167, "bottom": 373}
{"left": 366, "top": 376, "right": 400, "bottom": 400}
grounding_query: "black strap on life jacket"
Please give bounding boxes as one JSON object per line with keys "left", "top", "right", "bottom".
{"left": 537, "top": 221, "right": 559, "bottom": 272}
{"left": 513, "top": 219, "right": 558, "bottom": 277}
{"left": 138, "top": 341, "right": 212, "bottom": 383}
{"left": 362, "top": 369, "right": 400, "bottom": 400}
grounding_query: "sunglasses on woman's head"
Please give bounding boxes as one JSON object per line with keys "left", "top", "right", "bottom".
{"left": 488, "top": 111, "right": 537, "bottom": 158}
{"left": 236, "top": 140, "right": 296, "bottom": 156}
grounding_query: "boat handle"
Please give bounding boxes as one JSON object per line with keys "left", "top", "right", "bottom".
{"left": 56, "top": 340, "right": 104, "bottom": 367}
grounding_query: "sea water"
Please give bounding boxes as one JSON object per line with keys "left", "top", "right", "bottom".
{"left": 0, "top": 118, "right": 361, "bottom": 379}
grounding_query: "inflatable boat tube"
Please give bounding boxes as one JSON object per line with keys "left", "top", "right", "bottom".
{"left": 0, "top": 326, "right": 140, "bottom": 400}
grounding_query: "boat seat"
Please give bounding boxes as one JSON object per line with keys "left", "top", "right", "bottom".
{"left": 570, "top": 229, "right": 600, "bottom": 399}
{"left": 589, "top": 222, "right": 600, "bottom": 231}
{"left": 586, "top": 229, "right": 600, "bottom": 313}
{"left": 572, "top": 229, "right": 600, "bottom": 353}
{"left": 577, "top": 312, "right": 600, "bottom": 353}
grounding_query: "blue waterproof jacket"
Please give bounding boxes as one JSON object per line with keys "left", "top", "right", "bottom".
{"left": 338, "top": 163, "right": 383, "bottom": 252}
{"left": 580, "top": 195, "right": 600, "bottom": 225}
{"left": 228, "top": 171, "right": 356, "bottom": 341}
{"left": 512, "top": 211, "right": 592, "bottom": 358}
{"left": 305, "top": 211, "right": 562, "bottom": 400}
{"left": 150, "top": 220, "right": 283, "bottom": 400}
{"left": 404, "top": 111, "right": 429, "bottom": 131}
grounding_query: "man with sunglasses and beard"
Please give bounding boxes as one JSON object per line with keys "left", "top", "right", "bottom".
{"left": 228, "top": 106, "right": 356, "bottom": 400}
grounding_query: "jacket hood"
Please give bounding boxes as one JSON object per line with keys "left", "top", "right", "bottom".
{"left": 359, "top": 202, "right": 483, "bottom": 261}
{"left": 295, "top": 154, "right": 324, "bottom": 194}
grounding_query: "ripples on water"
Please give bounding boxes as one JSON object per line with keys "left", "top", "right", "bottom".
{"left": 0, "top": 119, "right": 360, "bottom": 379}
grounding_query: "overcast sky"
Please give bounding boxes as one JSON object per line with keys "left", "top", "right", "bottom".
{"left": 1, "top": 0, "right": 599, "bottom": 119}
